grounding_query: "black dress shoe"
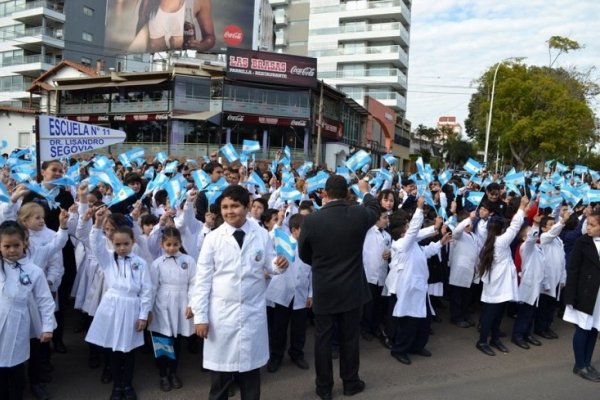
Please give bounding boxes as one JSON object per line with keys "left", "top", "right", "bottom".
{"left": 316, "top": 389, "right": 333, "bottom": 400}
{"left": 511, "top": 336, "right": 530, "bottom": 350}
{"left": 535, "top": 330, "right": 557, "bottom": 339}
{"left": 267, "top": 357, "right": 282, "bottom": 373}
{"left": 169, "top": 373, "right": 183, "bottom": 389}
{"left": 290, "top": 356, "right": 309, "bottom": 370}
{"left": 380, "top": 336, "right": 392, "bottom": 349}
{"left": 122, "top": 386, "right": 137, "bottom": 400}
{"left": 391, "top": 352, "right": 411, "bottom": 365}
{"left": 490, "top": 340, "right": 510, "bottom": 353}
{"left": 412, "top": 348, "right": 432, "bottom": 357}
{"left": 546, "top": 329, "right": 559, "bottom": 339}
{"left": 525, "top": 335, "right": 542, "bottom": 346}
{"left": 573, "top": 366, "right": 600, "bottom": 382}
{"left": 109, "top": 387, "right": 123, "bottom": 400}
{"left": 53, "top": 341, "right": 67, "bottom": 354}
{"left": 30, "top": 383, "right": 50, "bottom": 400}
{"left": 476, "top": 342, "right": 496, "bottom": 356}
{"left": 159, "top": 376, "right": 172, "bottom": 392}
{"left": 343, "top": 380, "right": 365, "bottom": 396}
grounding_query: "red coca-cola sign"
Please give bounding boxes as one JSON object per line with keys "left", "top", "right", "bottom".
{"left": 226, "top": 48, "right": 317, "bottom": 88}
{"left": 223, "top": 25, "right": 244, "bottom": 46}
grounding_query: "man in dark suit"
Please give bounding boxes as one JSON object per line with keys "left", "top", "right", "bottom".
{"left": 298, "top": 175, "right": 379, "bottom": 400}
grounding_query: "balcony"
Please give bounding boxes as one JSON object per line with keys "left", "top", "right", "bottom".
{"left": 310, "top": 22, "right": 410, "bottom": 46}
{"left": 1, "top": 1, "right": 66, "bottom": 23}
{"left": 269, "top": 0, "right": 289, "bottom": 5}
{"left": 275, "top": 34, "right": 288, "bottom": 47}
{"left": 8, "top": 26, "right": 64, "bottom": 52}
{"left": 311, "top": 45, "right": 409, "bottom": 68}
{"left": 368, "top": 92, "right": 406, "bottom": 111}
{"left": 312, "top": 0, "right": 410, "bottom": 24}
{"left": 274, "top": 13, "right": 288, "bottom": 26}
{"left": 0, "top": 54, "right": 56, "bottom": 77}
{"left": 319, "top": 68, "right": 407, "bottom": 90}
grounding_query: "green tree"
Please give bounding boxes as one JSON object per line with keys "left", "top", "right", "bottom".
{"left": 547, "top": 35, "right": 582, "bottom": 67}
{"left": 465, "top": 63, "right": 596, "bottom": 169}
{"left": 442, "top": 129, "right": 474, "bottom": 168}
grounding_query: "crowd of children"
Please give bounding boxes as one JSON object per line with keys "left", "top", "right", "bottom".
{"left": 1, "top": 150, "right": 600, "bottom": 400}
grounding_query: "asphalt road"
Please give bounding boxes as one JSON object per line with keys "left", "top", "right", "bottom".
{"left": 25, "top": 306, "right": 600, "bottom": 400}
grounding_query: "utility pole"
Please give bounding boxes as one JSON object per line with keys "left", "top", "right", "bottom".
{"left": 315, "top": 80, "right": 324, "bottom": 166}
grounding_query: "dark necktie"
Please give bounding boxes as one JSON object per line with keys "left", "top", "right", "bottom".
{"left": 233, "top": 229, "right": 245, "bottom": 249}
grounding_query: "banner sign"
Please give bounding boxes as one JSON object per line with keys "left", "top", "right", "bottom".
{"left": 222, "top": 113, "right": 309, "bottom": 128}
{"left": 65, "top": 114, "right": 170, "bottom": 123}
{"left": 38, "top": 116, "right": 126, "bottom": 161}
{"left": 226, "top": 48, "right": 317, "bottom": 88}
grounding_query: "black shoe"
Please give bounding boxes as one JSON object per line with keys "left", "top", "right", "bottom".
{"left": 30, "top": 383, "right": 50, "bottom": 400}
{"left": 391, "top": 352, "right": 411, "bottom": 365}
{"left": 266, "top": 357, "right": 282, "bottom": 373}
{"left": 573, "top": 366, "right": 600, "bottom": 382}
{"left": 159, "top": 376, "right": 172, "bottom": 392}
{"left": 316, "top": 389, "right": 333, "bottom": 400}
{"left": 511, "top": 336, "right": 530, "bottom": 350}
{"left": 525, "top": 335, "right": 542, "bottom": 346}
{"left": 53, "top": 341, "right": 67, "bottom": 354}
{"left": 412, "top": 348, "right": 432, "bottom": 357}
{"left": 588, "top": 365, "right": 600, "bottom": 376}
{"left": 380, "top": 335, "right": 392, "bottom": 349}
{"left": 101, "top": 367, "right": 112, "bottom": 384}
{"left": 290, "top": 356, "right": 309, "bottom": 370}
{"left": 169, "top": 373, "right": 183, "bottom": 389}
{"left": 453, "top": 320, "right": 471, "bottom": 328}
{"left": 109, "top": 387, "right": 123, "bottom": 400}
{"left": 490, "top": 340, "right": 510, "bottom": 353}
{"left": 546, "top": 329, "right": 559, "bottom": 339}
{"left": 476, "top": 342, "right": 496, "bottom": 356}
{"left": 343, "top": 380, "right": 365, "bottom": 396}
{"left": 535, "top": 329, "right": 558, "bottom": 339}
{"left": 122, "top": 386, "right": 137, "bottom": 400}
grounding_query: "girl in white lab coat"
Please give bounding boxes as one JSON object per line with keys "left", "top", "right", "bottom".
{"left": 149, "top": 227, "right": 196, "bottom": 392}
{"left": 386, "top": 197, "right": 451, "bottom": 365}
{"left": 476, "top": 196, "right": 528, "bottom": 357}
{"left": 0, "top": 221, "right": 55, "bottom": 400}
{"left": 86, "top": 207, "right": 153, "bottom": 400}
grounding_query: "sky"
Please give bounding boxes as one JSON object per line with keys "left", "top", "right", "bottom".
{"left": 405, "top": 0, "right": 600, "bottom": 133}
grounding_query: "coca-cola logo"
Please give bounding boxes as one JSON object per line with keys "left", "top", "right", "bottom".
{"left": 227, "top": 114, "right": 245, "bottom": 122}
{"left": 290, "top": 120, "right": 307, "bottom": 127}
{"left": 290, "top": 66, "right": 316, "bottom": 77}
{"left": 224, "top": 25, "right": 243, "bottom": 46}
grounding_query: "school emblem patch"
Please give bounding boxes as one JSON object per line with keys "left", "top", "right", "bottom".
{"left": 131, "top": 262, "right": 140, "bottom": 271}
{"left": 254, "top": 249, "right": 263, "bottom": 262}
{"left": 181, "top": 262, "right": 188, "bottom": 270}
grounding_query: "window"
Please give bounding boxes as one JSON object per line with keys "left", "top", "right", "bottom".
{"left": 81, "top": 57, "right": 92, "bottom": 66}
{"left": 82, "top": 32, "right": 93, "bottom": 42}
{"left": 83, "top": 6, "right": 94, "bottom": 16}
{"left": 18, "top": 132, "right": 30, "bottom": 148}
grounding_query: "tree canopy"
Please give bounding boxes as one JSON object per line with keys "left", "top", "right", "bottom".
{"left": 465, "top": 63, "right": 596, "bottom": 169}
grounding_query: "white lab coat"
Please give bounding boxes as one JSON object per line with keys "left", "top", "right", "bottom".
{"left": 266, "top": 244, "right": 312, "bottom": 310}
{"left": 540, "top": 222, "right": 566, "bottom": 299}
{"left": 517, "top": 227, "right": 545, "bottom": 306}
{"left": 362, "top": 226, "right": 392, "bottom": 286}
{"left": 448, "top": 217, "right": 480, "bottom": 288}
{"left": 85, "top": 228, "right": 154, "bottom": 352}
{"left": 0, "top": 258, "right": 55, "bottom": 367}
{"left": 191, "top": 220, "right": 284, "bottom": 372}
{"left": 386, "top": 209, "right": 441, "bottom": 318}
{"left": 149, "top": 252, "right": 197, "bottom": 337}
{"left": 480, "top": 210, "right": 524, "bottom": 304}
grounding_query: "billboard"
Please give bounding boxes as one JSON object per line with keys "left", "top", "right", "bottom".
{"left": 226, "top": 48, "right": 318, "bottom": 88}
{"left": 104, "top": 0, "right": 265, "bottom": 55}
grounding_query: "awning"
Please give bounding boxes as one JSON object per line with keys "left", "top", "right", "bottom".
{"left": 55, "top": 82, "right": 110, "bottom": 91}
{"left": 174, "top": 110, "right": 221, "bottom": 124}
{"left": 55, "top": 78, "right": 168, "bottom": 91}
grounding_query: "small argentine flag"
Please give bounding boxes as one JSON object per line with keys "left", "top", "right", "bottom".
{"left": 93, "top": 155, "right": 112, "bottom": 170}
{"left": 306, "top": 171, "right": 329, "bottom": 193}
{"left": 467, "top": 191, "right": 485, "bottom": 207}
{"left": 555, "top": 162, "right": 568, "bottom": 173}
{"left": 155, "top": 151, "right": 168, "bottom": 164}
{"left": 246, "top": 171, "right": 267, "bottom": 194}
{"left": 220, "top": 143, "right": 239, "bottom": 163}
{"left": 336, "top": 167, "right": 351, "bottom": 183}
{"left": 280, "top": 186, "right": 302, "bottom": 202}
{"left": 164, "top": 160, "right": 179, "bottom": 174}
{"left": 165, "top": 178, "right": 184, "bottom": 208}
{"left": 345, "top": 150, "right": 371, "bottom": 172}
{"left": 561, "top": 185, "right": 583, "bottom": 206}
{"left": 504, "top": 171, "right": 525, "bottom": 187}
{"left": 296, "top": 161, "right": 313, "bottom": 178}
{"left": 463, "top": 158, "right": 482, "bottom": 176}
{"left": 192, "top": 169, "right": 212, "bottom": 191}
{"left": 151, "top": 333, "right": 175, "bottom": 360}
{"left": 242, "top": 139, "right": 261, "bottom": 154}
{"left": 274, "top": 228, "right": 297, "bottom": 263}
{"left": 587, "top": 190, "right": 600, "bottom": 204}
{"left": 107, "top": 186, "right": 135, "bottom": 207}
{"left": 383, "top": 153, "right": 397, "bottom": 165}
{"left": 438, "top": 170, "right": 452, "bottom": 186}
{"left": 284, "top": 145, "right": 291, "bottom": 160}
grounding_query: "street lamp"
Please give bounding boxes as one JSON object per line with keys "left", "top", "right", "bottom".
{"left": 483, "top": 57, "right": 526, "bottom": 167}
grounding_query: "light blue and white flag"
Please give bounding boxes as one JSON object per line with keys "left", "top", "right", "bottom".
{"left": 539, "top": 194, "right": 562, "bottom": 209}
{"left": 0, "top": 181, "right": 10, "bottom": 203}
{"left": 165, "top": 178, "right": 185, "bottom": 208}
{"left": 561, "top": 185, "right": 583, "bottom": 206}
{"left": 383, "top": 153, "right": 397, "bottom": 165}
{"left": 280, "top": 186, "right": 302, "bottom": 202}
{"left": 151, "top": 333, "right": 175, "bottom": 360}
{"left": 220, "top": 143, "right": 239, "bottom": 163}
{"left": 163, "top": 160, "right": 179, "bottom": 174}
{"left": 107, "top": 186, "right": 135, "bottom": 207}
{"left": 463, "top": 158, "right": 482, "bottom": 176}
{"left": 377, "top": 168, "right": 393, "bottom": 183}
{"left": 246, "top": 171, "right": 267, "bottom": 194}
{"left": 505, "top": 183, "right": 521, "bottom": 195}
{"left": 142, "top": 173, "right": 169, "bottom": 199}
{"left": 345, "top": 150, "right": 371, "bottom": 172}
{"left": 350, "top": 184, "right": 365, "bottom": 201}
{"left": 284, "top": 145, "right": 291, "bottom": 161}
{"left": 574, "top": 165, "right": 588, "bottom": 175}
{"left": 118, "top": 147, "right": 145, "bottom": 167}
{"left": 539, "top": 181, "right": 556, "bottom": 194}
{"left": 590, "top": 170, "right": 600, "bottom": 181}
{"left": 273, "top": 228, "right": 297, "bottom": 263}
{"left": 438, "top": 170, "right": 452, "bottom": 187}
{"left": 416, "top": 157, "right": 425, "bottom": 177}
{"left": 205, "top": 188, "right": 223, "bottom": 207}
{"left": 0, "top": 140, "right": 7, "bottom": 150}
{"left": 504, "top": 171, "right": 525, "bottom": 187}
{"left": 587, "top": 190, "right": 600, "bottom": 204}
{"left": 281, "top": 170, "right": 295, "bottom": 186}
{"left": 336, "top": 167, "right": 352, "bottom": 183}
{"left": 467, "top": 191, "right": 485, "bottom": 208}
{"left": 191, "top": 169, "right": 211, "bottom": 191}
{"left": 48, "top": 176, "right": 78, "bottom": 187}
{"left": 207, "top": 177, "right": 229, "bottom": 192}
{"left": 555, "top": 161, "right": 568, "bottom": 173}
{"left": 296, "top": 161, "right": 313, "bottom": 178}
{"left": 144, "top": 166, "right": 155, "bottom": 181}
{"left": 155, "top": 151, "right": 168, "bottom": 164}
{"left": 242, "top": 140, "right": 261, "bottom": 154}
{"left": 306, "top": 171, "right": 329, "bottom": 193}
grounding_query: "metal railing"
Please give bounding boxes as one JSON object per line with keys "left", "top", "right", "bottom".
{"left": 0, "top": 54, "right": 55, "bottom": 67}
{"left": 0, "top": 1, "right": 64, "bottom": 17}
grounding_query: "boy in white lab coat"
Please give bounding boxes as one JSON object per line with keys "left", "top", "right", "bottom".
{"left": 360, "top": 207, "right": 392, "bottom": 341}
{"left": 265, "top": 213, "right": 312, "bottom": 373}
{"left": 191, "top": 185, "right": 289, "bottom": 400}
